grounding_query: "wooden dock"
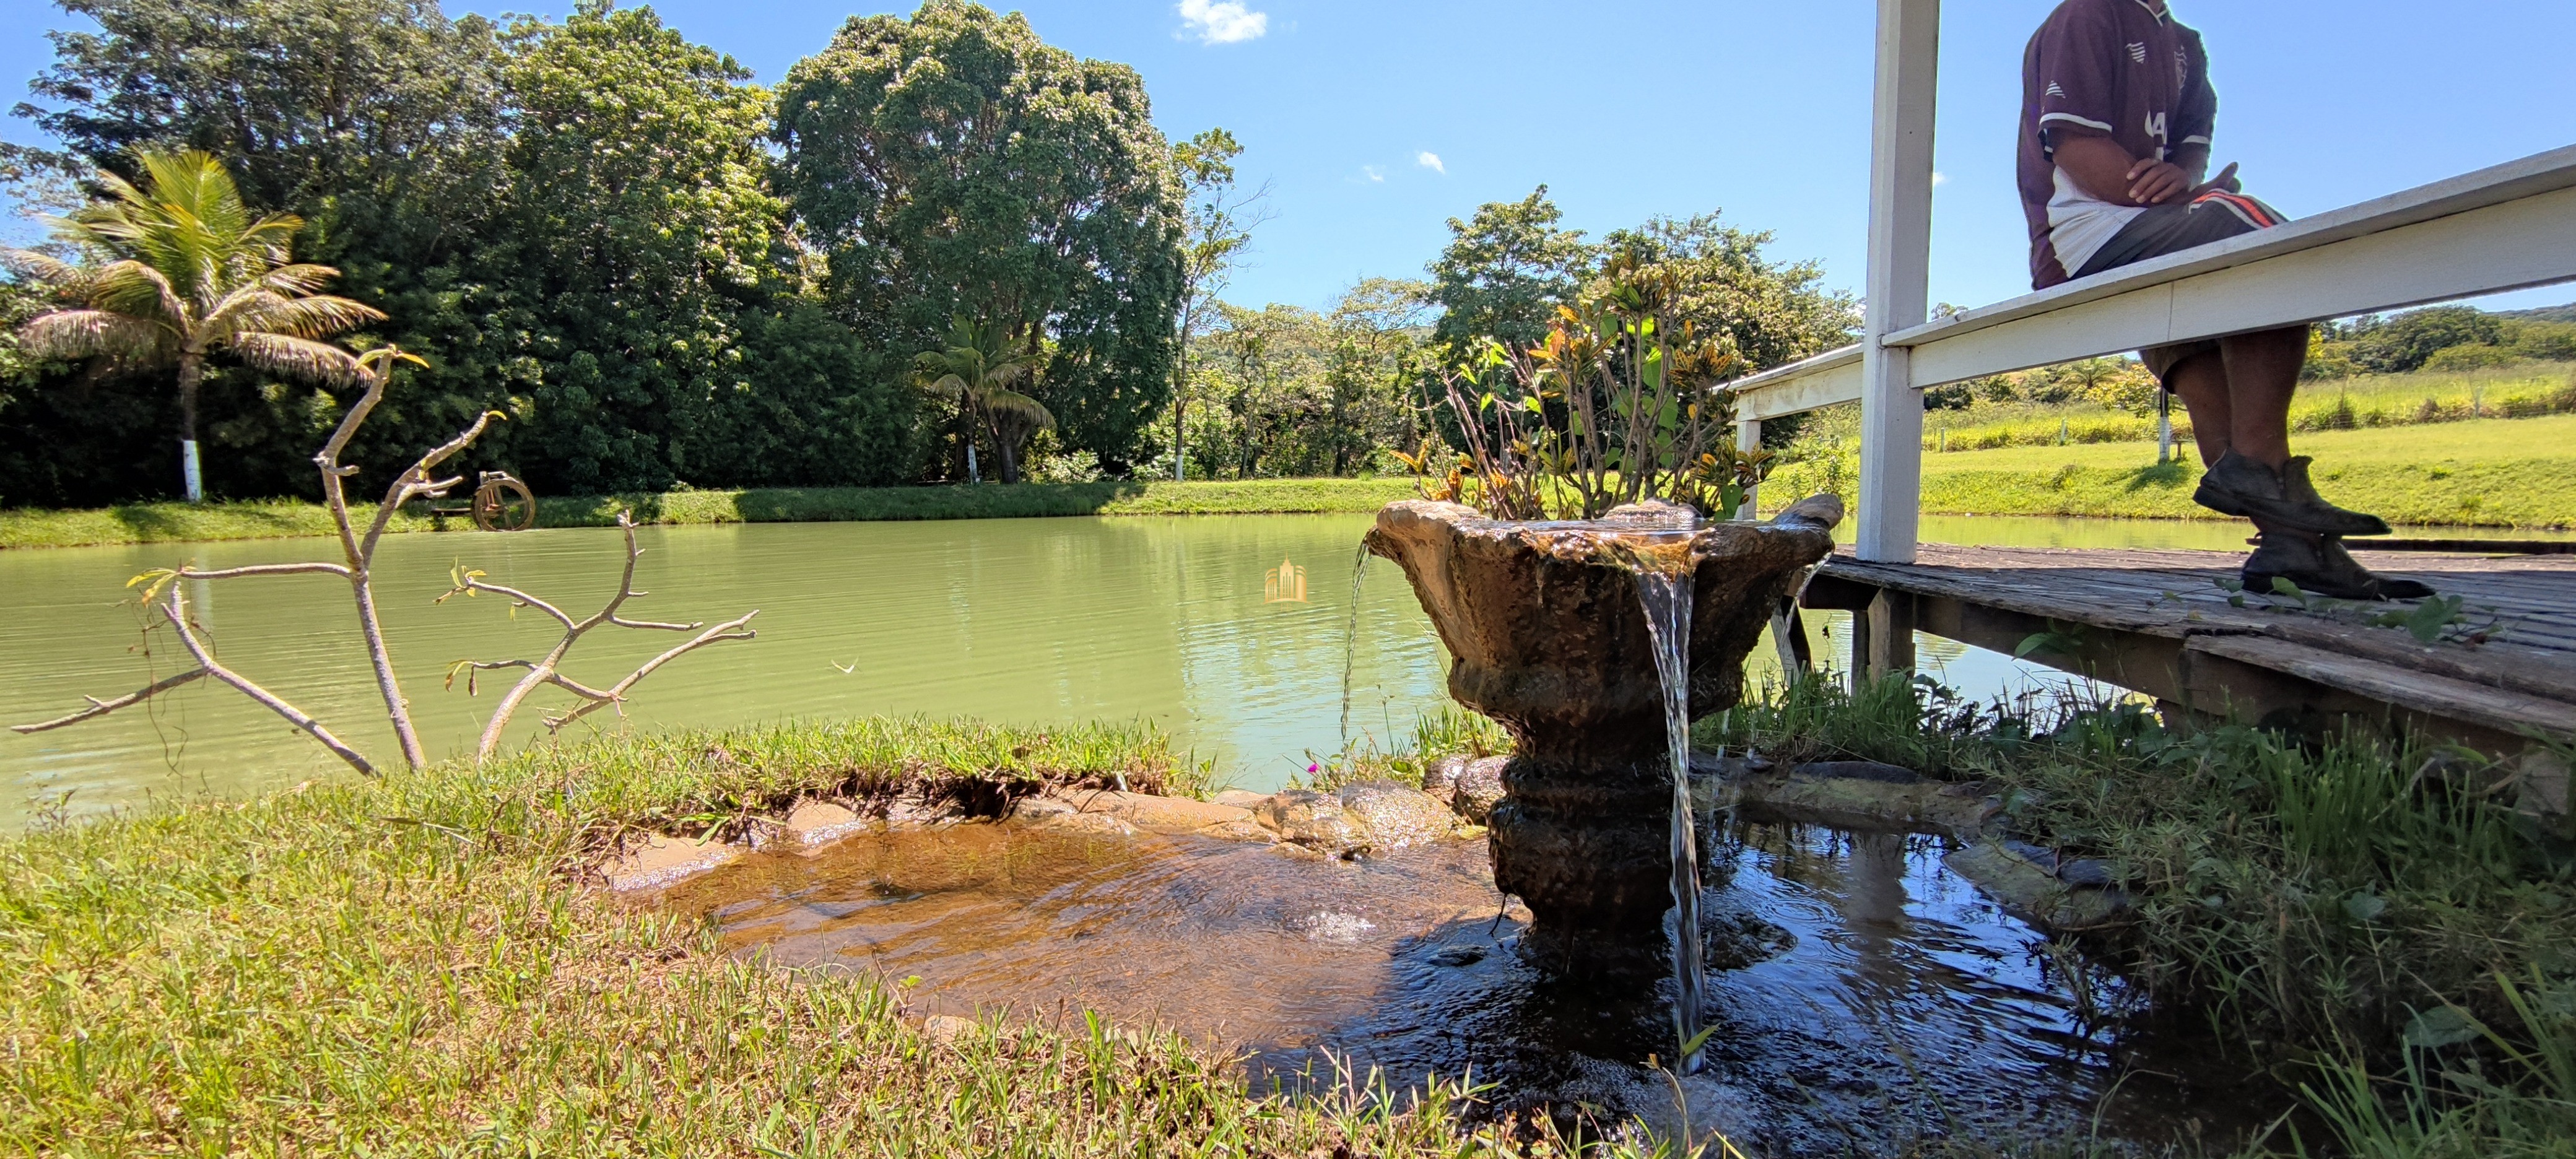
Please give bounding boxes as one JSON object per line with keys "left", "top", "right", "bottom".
{"left": 1799, "top": 544, "right": 2576, "bottom": 754}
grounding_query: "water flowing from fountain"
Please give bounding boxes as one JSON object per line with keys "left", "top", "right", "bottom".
{"left": 1338, "top": 544, "right": 1372, "bottom": 748}
{"left": 1630, "top": 550, "right": 1707, "bottom": 1075}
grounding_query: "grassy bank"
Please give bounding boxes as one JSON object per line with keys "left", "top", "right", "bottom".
{"left": 0, "top": 476, "right": 1421, "bottom": 550}
{"left": 1766, "top": 413, "right": 2576, "bottom": 528}
{"left": 1922, "top": 362, "right": 2576, "bottom": 453}
{"left": 1707, "top": 678, "right": 2576, "bottom": 1157}
{"left": 0, "top": 717, "right": 1624, "bottom": 1155}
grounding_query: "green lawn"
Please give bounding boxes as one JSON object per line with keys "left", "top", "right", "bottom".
{"left": 0, "top": 718, "right": 1573, "bottom": 1156}
{"left": 1767, "top": 413, "right": 2576, "bottom": 528}
{"left": 1, "top": 476, "right": 1423, "bottom": 550}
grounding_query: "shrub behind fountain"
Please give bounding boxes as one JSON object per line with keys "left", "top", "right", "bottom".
{"left": 1365, "top": 495, "right": 1839, "bottom": 974}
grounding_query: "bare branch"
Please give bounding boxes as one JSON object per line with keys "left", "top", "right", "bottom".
{"left": 542, "top": 612, "right": 760, "bottom": 735}
{"left": 363, "top": 407, "right": 500, "bottom": 560}
{"left": 161, "top": 587, "right": 376, "bottom": 776}
{"left": 175, "top": 562, "right": 354, "bottom": 581}
{"left": 11, "top": 667, "right": 207, "bottom": 734}
{"left": 606, "top": 614, "right": 700, "bottom": 632}
{"left": 445, "top": 579, "right": 580, "bottom": 631}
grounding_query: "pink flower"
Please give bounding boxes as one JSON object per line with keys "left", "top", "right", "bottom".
{"left": 1307, "top": 763, "right": 1320, "bottom": 774}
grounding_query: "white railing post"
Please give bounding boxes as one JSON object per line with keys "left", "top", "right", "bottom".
{"left": 1734, "top": 417, "right": 1762, "bottom": 518}
{"left": 1856, "top": 0, "right": 1939, "bottom": 564}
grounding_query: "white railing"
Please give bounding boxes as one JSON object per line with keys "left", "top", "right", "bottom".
{"left": 1730, "top": 0, "right": 2576, "bottom": 563}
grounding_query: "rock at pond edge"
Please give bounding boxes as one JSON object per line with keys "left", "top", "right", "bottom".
{"left": 603, "top": 834, "right": 742, "bottom": 892}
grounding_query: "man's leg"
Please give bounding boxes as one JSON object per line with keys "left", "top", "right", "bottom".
{"left": 2216, "top": 324, "right": 2305, "bottom": 471}
{"left": 2160, "top": 349, "right": 2234, "bottom": 468}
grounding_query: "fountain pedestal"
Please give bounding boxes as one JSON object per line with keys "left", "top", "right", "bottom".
{"left": 1364, "top": 498, "right": 1838, "bottom": 975}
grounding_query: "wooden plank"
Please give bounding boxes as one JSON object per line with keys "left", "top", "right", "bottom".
{"left": 1717, "top": 144, "right": 2576, "bottom": 418}
{"left": 1854, "top": 0, "right": 1939, "bottom": 564}
{"left": 1813, "top": 544, "right": 2576, "bottom": 748}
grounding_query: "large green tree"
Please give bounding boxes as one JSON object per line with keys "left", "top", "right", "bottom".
{"left": 1426, "top": 186, "right": 1592, "bottom": 356}
{"left": 1596, "top": 212, "right": 1858, "bottom": 373}
{"left": 773, "top": 1, "right": 1186, "bottom": 471}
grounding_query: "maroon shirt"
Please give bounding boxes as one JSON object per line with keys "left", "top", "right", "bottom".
{"left": 2019, "top": 0, "right": 2217, "bottom": 288}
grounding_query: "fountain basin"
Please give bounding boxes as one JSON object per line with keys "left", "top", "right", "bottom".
{"left": 1363, "top": 497, "right": 1839, "bottom": 970}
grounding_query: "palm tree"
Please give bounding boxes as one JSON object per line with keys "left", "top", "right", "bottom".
{"left": 6, "top": 149, "right": 384, "bottom": 501}
{"left": 912, "top": 315, "right": 1054, "bottom": 485}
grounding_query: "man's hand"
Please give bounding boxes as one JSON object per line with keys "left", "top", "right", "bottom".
{"left": 2126, "top": 158, "right": 2191, "bottom": 206}
{"left": 2190, "top": 162, "right": 2242, "bottom": 198}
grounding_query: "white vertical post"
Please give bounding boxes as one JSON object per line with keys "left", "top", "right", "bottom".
{"left": 1856, "top": 0, "right": 1939, "bottom": 564}
{"left": 1734, "top": 417, "right": 1762, "bottom": 518}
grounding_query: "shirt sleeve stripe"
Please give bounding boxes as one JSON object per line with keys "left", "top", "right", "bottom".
{"left": 2039, "top": 111, "right": 2115, "bottom": 132}
{"left": 2180, "top": 134, "right": 2211, "bottom": 145}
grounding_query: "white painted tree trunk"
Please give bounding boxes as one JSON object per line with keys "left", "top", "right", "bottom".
{"left": 181, "top": 439, "right": 204, "bottom": 503}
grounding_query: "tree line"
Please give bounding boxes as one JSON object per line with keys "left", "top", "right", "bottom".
{"left": 0, "top": 0, "right": 1856, "bottom": 508}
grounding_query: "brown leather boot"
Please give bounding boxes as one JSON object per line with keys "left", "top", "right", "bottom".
{"left": 2243, "top": 532, "right": 2435, "bottom": 601}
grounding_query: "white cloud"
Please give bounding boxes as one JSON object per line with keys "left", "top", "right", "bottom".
{"left": 1931, "top": 170, "right": 1948, "bottom": 186}
{"left": 1416, "top": 151, "right": 1445, "bottom": 175}
{"left": 1177, "top": 0, "right": 1268, "bottom": 44}
{"left": 1361, "top": 165, "right": 1386, "bottom": 183}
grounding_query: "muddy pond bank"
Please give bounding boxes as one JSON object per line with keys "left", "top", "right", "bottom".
{"left": 644, "top": 777, "right": 2287, "bottom": 1155}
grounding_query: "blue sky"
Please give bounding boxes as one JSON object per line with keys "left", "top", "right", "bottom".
{"left": 6, "top": 1, "right": 2573, "bottom": 316}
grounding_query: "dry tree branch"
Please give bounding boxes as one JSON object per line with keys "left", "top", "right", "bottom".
{"left": 8, "top": 588, "right": 374, "bottom": 776}
{"left": 10, "top": 668, "right": 207, "bottom": 734}
{"left": 157, "top": 585, "right": 375, "bottom": 775}
{"left": 442, "top": 512, "right": 757, "bottom": 763}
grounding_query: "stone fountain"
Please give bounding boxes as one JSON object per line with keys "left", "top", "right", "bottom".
{"left": 1364, "top": 494, "right": 1842, "bottom": 976}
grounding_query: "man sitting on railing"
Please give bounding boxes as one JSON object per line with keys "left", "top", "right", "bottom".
{"left": 2020, "top": 0, "right": 2430, "bottom": 599}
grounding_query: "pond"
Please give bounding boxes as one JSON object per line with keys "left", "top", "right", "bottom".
{"left": 5, "top": 511, "right": 2564, "bottom": 828}
{"left": 664, "top": 805, "right": 2278, "bottom": 1154}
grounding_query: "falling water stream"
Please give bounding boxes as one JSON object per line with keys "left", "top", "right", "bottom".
{"left": 1338, "top": 544, "right": 1373, "bottom": 748}
{"left": 1617, "top": 526, "right": 1709, "bottom": 1075}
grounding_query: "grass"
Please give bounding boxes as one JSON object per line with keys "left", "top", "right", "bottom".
{"left": 1704, "top": 675, "right": 2576, "bottom": 1158}
{"left": 1765, "top": 413, "right": 2576, "bottom": 528}
{"left": 1919, "top": 363, "right": 2576, "bottom": 453}
{"left": 1, "top": 716, "right": 1690, "bottom": 1155}
{"left": 0, "top": 476, "right": 1423, "bottom": 550}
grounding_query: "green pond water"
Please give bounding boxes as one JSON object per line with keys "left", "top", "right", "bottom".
{"left": 4, "top": 512, "right": 2564, "bottom": 828}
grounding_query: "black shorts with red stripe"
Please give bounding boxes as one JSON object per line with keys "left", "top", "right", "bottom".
{"left": 2073, "top": 189, "right": 2294, "bottom": 385}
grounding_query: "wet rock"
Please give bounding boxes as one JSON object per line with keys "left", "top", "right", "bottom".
{"left": 1196, "top": 818, "right": 1278, "bottom": 844}
{"left": 1212, "top": 789, "right": 1273, "bottom": 810}
{"left": 1033, "top": 811, "right": 1139, "bottom": 837}
{"left": 1011, "top": 795, "right": 1077, "bottom": 821}
{"left": 602, "top": 834, "right": 742, "bottom": 892}
{"left": 1447, "top": 756, "right": 1508, "bottom": 824}
{"left": 1254, "top": 789, "right": 1366, "bottom": 853}
{"left": 1731, "top": 760, "right": 1998, "bottom": 835}
{"left": 1338, "top": 781, "right": 1461, "bottom": 849}
{"left": 883, "top": 796, "right": 964, "bottom": 828}
{"left": 751, "top": 801, "right": 869, "bottom": 852}
{"left": 1053, "top": 789, "right": 1253, "bottom": 833}
{"left": 1946, "top": 838, "right": 2130, "bottom": 930}
{"left": 1256, "top": 783, "right": 1464, "bottom": 855}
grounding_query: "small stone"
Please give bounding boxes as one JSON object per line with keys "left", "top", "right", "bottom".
{"left": 1212, "top": 789, "right": 1272, "bottom": 810}
{"left": 923, "top": 1014, "right": 977, "bottom": 1049}
{"left": 1427, "top": 945, "right": 1486, "bottom": 968}
{"left": 884, "top": 797, "right": 962, "bottom": 828}
{"left": 1422, "top": 755, "right": 1471, "bottom": 797}
{"left": 1197, "top": 818, "right": 1278, "bottom": 844}
{"left": 781, "top": 801, "right": 866, "bottom": 849}
{"left": 1448, "top": 757, "right": 1508, "bottom": 824}
{"left": 602, "top": 834, "right": 741, "bottom": 892}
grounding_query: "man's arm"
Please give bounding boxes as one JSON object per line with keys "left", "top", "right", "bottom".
{"left": 2048, "top": 129, "right": 2224, "bottom": 206}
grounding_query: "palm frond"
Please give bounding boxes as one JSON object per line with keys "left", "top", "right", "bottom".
{"left": 2, "top": 247, "right": 86, "bottom": 288}
{"left": 229, "top": 332, "right": 365, "bottom": 385}
{"left": 916, "top": 371, "right": 968, "bottom": 399}
{"left": 17, "top": 310, "right": 176, "bottom": 364}
{"left": 82, "top": 260, "right": 191, "bottom": 328}
{"left": 253, "top": 264, "right": 346, "bottom": 298}
{"left": 982, "top": 388, "right": 1055, "bottom": 430}
{"left": 212, "top": 289, "right": 384, "bottom": 340}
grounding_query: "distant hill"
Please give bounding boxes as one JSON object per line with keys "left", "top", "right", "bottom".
{"left": 2499, "top": 302, "right": 2576, "bottom": 324}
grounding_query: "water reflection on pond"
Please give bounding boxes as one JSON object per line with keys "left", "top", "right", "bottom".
{"left": 668, "top": 815, "right": 2276, "bottom": 1155}
{"left": 10, "top": 510, "right": 2567, "bottom": 828}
